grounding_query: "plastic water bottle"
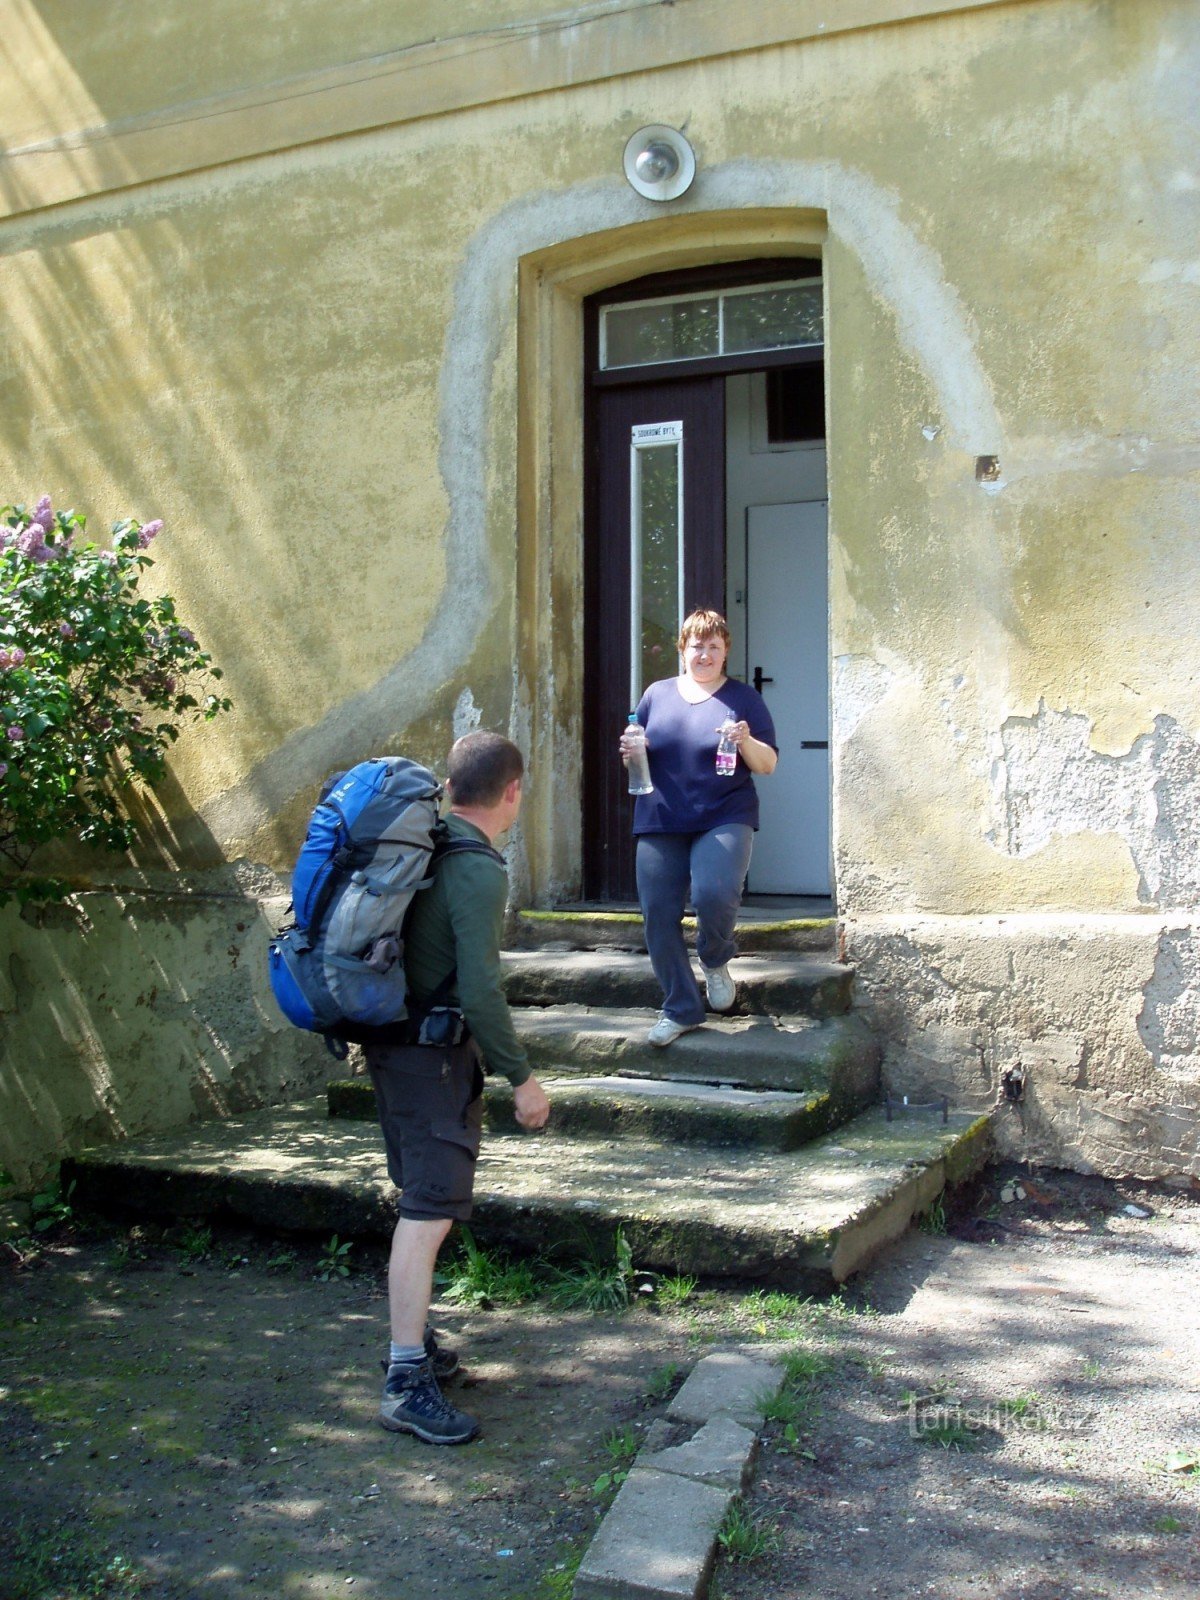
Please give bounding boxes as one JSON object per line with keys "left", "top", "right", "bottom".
{"left": 715, "top": 720, "right": 738, "bottom": 777}
{"left": 625, "top": 714, "right": 653, "bottom": 795}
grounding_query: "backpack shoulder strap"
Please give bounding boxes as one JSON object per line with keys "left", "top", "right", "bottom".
{"left": 430, "top": 827, "right": 506, "bottom": 870}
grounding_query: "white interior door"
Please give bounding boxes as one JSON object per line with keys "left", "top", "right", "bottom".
{"left": 745, "top": 501, "right": 830, "bottom": 894}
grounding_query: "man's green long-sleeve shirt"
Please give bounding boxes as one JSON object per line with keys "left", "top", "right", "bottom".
{"left": 402, "top": 813, "right": 531, "bottom": 1087}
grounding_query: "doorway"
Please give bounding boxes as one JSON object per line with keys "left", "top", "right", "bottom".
{"left": 582, "top": 260, "right": 830, "bottom": 903}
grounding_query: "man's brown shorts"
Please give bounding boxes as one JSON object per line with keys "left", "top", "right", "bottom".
{"left": 365, "top": 1039, "right": 484, "bottom": 1222}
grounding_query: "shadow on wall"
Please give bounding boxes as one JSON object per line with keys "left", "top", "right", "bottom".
{"left": 0, "top": 778, "right": 332, "bottom": 1191}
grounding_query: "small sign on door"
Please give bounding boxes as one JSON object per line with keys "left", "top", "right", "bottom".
{"left": 630, "top": 420, "right": 683, "bottom": 443}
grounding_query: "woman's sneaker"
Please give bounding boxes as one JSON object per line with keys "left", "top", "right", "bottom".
{"left": 379, "top": 1358, "right": 479, "bottom": 1445}
{"left": 701, "top": 964, "right": 736, "bottom": 1013}
{"left": 646, "top": 1014, "right": 700, "bottom": 1047}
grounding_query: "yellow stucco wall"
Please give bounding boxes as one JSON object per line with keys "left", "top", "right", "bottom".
{"left": 1, "top": 0, "right": 1197, "bottom": 1177}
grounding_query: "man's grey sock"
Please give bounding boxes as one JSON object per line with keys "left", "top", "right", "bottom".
{"left": 389, "top": 1342, "right": 426, "bottom": 1367}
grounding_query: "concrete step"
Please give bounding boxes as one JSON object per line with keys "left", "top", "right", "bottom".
{"left": 63, "top": 1101, "right": 993, "bottom": 1291}
{"left": 502, "top": 949, "right": 853, "bottom": 1018}
{"left": 328, "top": 1073, "right": 852, "bottom": 1151}
{"left": 511, "top": 908, "right": 836, "bottom": 955}
{"left": 511, "top": 1005, "right": 880, "bottom": 1098}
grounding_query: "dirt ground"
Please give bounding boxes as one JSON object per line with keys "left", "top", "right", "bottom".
{"left": 1, "top": 1164, "right": 1198, "bottom": 1600}
{"left": 714, "top": 1165, "right": 1200, "bottom": 1600}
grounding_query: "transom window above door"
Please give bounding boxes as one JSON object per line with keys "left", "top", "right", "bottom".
{"left": 600, "top": 277, "right": 822, "bottom": 371}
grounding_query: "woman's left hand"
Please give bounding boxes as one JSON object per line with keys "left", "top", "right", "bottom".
{"left": 721, "top": 720, "right": 751, "bottom": 746}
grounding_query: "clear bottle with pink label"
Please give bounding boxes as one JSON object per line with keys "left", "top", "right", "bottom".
{"left": 715, "top": 720, "right": 738, "bottom": 776}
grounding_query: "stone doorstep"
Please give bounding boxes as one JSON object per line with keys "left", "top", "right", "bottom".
{"left": 502, "top": 949, "right": 853, "bottom": 1019}
{"left": 328, "top": 1074, "right": 862, "bottom": 1153}
{"left": 515, "top": 1005, "right": 882, "bottom": 1096}
{"left": 512, "top": 910, "right": 836, "bottom": 956}
{"left": 62, "top": 1102, "right": 993, "bottom": 1290}
{"left": 574, "top": 1352, "right": 780, "bottom": 1600}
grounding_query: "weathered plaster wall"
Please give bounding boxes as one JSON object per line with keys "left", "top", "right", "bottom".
{"left": 0, "top": 876, "right": 329, "bottom": 1189}
{"left": 0, "top": 0, "right": 1197, "bottom": 1177}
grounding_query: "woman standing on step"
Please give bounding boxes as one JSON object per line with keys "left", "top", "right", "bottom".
{"left": 619, "top": 608, "right": 778, "bottom": 1047}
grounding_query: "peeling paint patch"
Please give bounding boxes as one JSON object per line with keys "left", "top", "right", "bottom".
{"left": 1138, "top": 929, "right": 1200, "bottom": 1083}
{"left": 833, "top": 654, "right": 898, "bottom": 744}
{"left": 452, "top": 686, "right": 483, "bottom": 739}
{"left": 990, "top": 705, "right": 1200, "bottom": 907}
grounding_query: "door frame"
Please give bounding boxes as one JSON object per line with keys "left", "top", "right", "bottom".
{"left": 580, "top": 258, "right": 825, "bottom": 901}
{"left": 512, "top": 211, "right": 829, "bottom": 905}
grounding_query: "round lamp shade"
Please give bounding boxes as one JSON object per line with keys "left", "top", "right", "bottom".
{"left": 622, "top": 125, "right": 696, "bottom": 202}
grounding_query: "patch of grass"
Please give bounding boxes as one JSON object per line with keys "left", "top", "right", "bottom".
{"left": 1154, "top": 1515, "right": 1185, "bottom": 1534}
{"left": 545, "top": 1227, "right": 635, "bottom": 1314}
{"left": 173, "top": 1223, "right": 212, "bottom": 1262}
{"left": 30, "top": 1178, "right": 77, "bottom": 1235}
{"left": 716, "top": 1498, "right": 781, "bottom": 1563}
{"left": 996, "top": 1393, "right": 1048, "bottom": 1428}
{"left": 1081, "top": 1357, "right": 1102, "bottom": 1380}
{"left": 525, "top": 1543, "right": 585, "bottom": 1599}
{"left": 265, "top": 1249, "right": 298, "bottom": 1273}
{"left": 916, "top": 1418, "right": 979, "bottom": 1452}
{"left": 0, "top": 1520, "right": 145, "bottom": 1598}
{"left": 315, "top": 1234, "right": 352, "bottom": 1281}
{"left": 917, "top": 1195, "right": 947, "bottom": 1235}
{"left": 592, "top": 1423, "right": 639, "bottom": 1496}
{"left": 655, "top": 1273, "right": 698, "bottom": 1308}
{"left": 738, "top": 1288, "right": 817, "bottom": 1340}
{"left": 645, "top": 1362, "right": 684, "bottom": 1401}
{"left": 780, "top": 1346, "right": 834, "bottom": 1386}
{"left": 441, "top": 1228, "right": 539, "bottom": 1307}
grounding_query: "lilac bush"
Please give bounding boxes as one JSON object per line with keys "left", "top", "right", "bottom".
{"left": 0, "top": 496, "right": 231, "bottom": 888}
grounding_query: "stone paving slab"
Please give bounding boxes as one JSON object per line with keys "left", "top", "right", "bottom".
{"left": 667, "top": 1351, "right": 783, "bottom": 1431}
{"left": 573, "top": 1466, "right": 732, "bottom": 1600}
{"left": 640, "top": 1414, "right": 759, "bottom": 1492}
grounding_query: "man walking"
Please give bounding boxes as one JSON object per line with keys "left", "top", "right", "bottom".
{"left": 365, "top": 731, "right": 550, "bottom": 1445}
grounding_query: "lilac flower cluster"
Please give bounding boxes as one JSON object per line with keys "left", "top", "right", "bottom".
{"left": 137, "top": 518, "right": 163, "bottom": 549}
{"left": 1, "top": 494, "right": 72, "bottom": 565}
{"left": 0, "top": 647, "right": 27, "bottom": 669}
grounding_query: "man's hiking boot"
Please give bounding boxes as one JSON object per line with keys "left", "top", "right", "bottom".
{"left": 379, "top": 1358, "right": 480, "bottom": 1445}
{"left": 424, "top": 1326, "right": 459, "bottom": 1381}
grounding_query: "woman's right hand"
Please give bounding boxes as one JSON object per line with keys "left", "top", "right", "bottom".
{"left": 618, "top": 727, "right": 648, "bottom": 765}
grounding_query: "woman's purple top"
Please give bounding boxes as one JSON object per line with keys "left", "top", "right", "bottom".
{"left": 633, "top": 677, "right": 778, "bottom": 836}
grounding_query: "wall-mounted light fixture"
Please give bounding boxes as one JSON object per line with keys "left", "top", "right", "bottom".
{"left": 622, "top": 125, "right": 696, "bottom": 202}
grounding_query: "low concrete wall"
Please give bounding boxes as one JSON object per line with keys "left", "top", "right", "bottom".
{"left": 0, "top": 877, "right": 332, "bottom": 1190}
{"left": 845, "top": 914, "right": 1200, "bottom": 1178}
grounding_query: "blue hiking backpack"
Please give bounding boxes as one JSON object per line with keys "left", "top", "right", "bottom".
{"left": 268, "top": 757, "right": 500, "bottom": 1055}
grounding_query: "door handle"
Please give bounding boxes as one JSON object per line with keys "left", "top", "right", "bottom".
{"left": 752, "top": 666, "right": 774, "bottom": 694}
{"left": 800, "top": 740, "right": 829, "bottom": 749}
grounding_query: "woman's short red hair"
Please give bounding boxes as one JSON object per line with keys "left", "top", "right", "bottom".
{"left": 677, "top": 608, "right": 732, "bottom": 655}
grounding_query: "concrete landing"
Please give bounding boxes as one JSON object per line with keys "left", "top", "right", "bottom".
{"left": 64, "top": 1100, "right": 992, "bottom": 1290}
{"left": 502, "top": 949, "right": 853, "bottom": 1018}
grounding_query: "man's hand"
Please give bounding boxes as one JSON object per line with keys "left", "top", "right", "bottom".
{"left": 513, "top": 1075, "right": 550, "bottom": 1130}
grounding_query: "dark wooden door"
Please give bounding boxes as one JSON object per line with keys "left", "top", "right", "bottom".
{"left": 583, "top": 376, "right": 726, "bottom": 901}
